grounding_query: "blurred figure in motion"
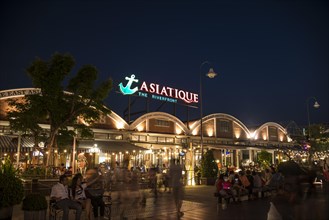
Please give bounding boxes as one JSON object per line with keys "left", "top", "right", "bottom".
{"left": 148, "top": 165, "right": 158, "bottom": 198}
{"left": 162, "top": 166, "right": 171, "bottom": 193}
{"left": 115, "top": 162, "right": 132, "bottom": 220}
{"left": 169, "top": 159, "right": 184, "bottom": 218}
{"left": 267, "top": 160, "right": 320, "bottom": 220}
{"left": 71, "top": 172, "right": 100, "bottom": 220}
{"left": 84, "top": 168, "right": 105, "bottom": 219}
{"left": 322, "top": 159, "right": 329, "bottom": 183}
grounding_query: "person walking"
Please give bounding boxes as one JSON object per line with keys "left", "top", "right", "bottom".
{"left": 169, "top": 159, "right": 184, "bottom": 218}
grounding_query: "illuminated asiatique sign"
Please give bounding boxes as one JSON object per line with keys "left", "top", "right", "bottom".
{"left": 119, "top": 74, "right": 199, "bottom": 104}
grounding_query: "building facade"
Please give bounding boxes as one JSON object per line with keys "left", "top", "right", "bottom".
{"left": 0, "top": 88, "right": 298, "bottom": 183}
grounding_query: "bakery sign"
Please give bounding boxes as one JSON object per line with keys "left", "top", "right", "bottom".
{"left": 119, "top": 74, "right": 199, "bottom": 105}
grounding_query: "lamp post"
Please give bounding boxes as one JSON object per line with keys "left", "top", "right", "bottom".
{"left": 306, "top": 97, "right": 320, "bottom": 138}
{"left": 72, "top": 130, "right": 77, "bottom": 174}
{"left": 64, "top": 149, "right": 67, "bottom": 167}
{"left": 16, "top": 131, "right": 22, "bottom": 169}
{"left": 199, "top": 61, "right": 217, "bottom": 158}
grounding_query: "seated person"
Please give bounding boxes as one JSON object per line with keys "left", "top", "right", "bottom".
{"left": 245, "top": 170, "right": 254, "bottom": 200}
{"left": 50, "top": 175, "right": 82, "bottom": 220}
{"left": 232, "top": 173, "right": 245, "bottom": 202}
{"left": 71, "top": 173, "right": 100, "bottom": 220}
{"left": 263, "top": 168, "right": 273, "bottom": 186}
{"left": 220, "top": 176, "right": 236, "bottom": 202}
{"left": 215, "top": 174, "right": 225, "bottom": 193}
{"left": 252, "top": 171, "right": 263, "bottom": 198}
{"left": 263, "top": 169, "right": 284, "bottom": 191}
{"left": 215, "top": 174, "right": 224, "bottom": 203}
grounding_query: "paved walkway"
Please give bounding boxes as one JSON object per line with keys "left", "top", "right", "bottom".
{"left": 12, "top": 183, "right": 329, "bottom": 220}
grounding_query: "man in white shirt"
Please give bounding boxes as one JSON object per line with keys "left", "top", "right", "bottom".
{"left": 50, "top": 175, "right": 82, "bottom": 220}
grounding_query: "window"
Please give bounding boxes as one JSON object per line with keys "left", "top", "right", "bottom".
{"left": 132, "top": 135, "right": 146, "bottom": 142}
{"left": 148, "top": 136, "right": 157, "bottom": 142}
{"left": 155, "top": 119, "right": 170, "bottom": 127}
{"left": 0, "top": 125, "right": 12, "bottom": 134}
{"left": 220, "top": 120, "right": 230, "bottom": 133}
{"left": 107, "top": 134, "right": 123, "bottom": 140}
{"left": 268, "top": 127, "right": 278, "bottom": 141}
{"left": 131, "top": 135, "right": 139, "bottom": 141}
{"left": 139, "top": 135, "right": 147, "bottom": 142}
{"left": 175, "top": 138, "right": 182, "bottom": 144}
{"left": 166, "top": 137, "right": 174, "bottom": 143}
{"left": 94, "top": 133, "right": 108, "bottom": 139}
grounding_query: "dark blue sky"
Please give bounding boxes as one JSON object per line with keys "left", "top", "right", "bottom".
{"left": 1, "top": 0, "right": 328, "bottom": 127}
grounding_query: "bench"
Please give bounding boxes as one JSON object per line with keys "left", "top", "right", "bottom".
{"left": 103, "top": 191, "right": 112, "bottom": 219}
{"left": 214, "top": 192, "right": 234, "bottom": 204}
{"left": 49, "top": 199, "right": 64, "bottom": 220}
{"left": 257, "top": 185, "right": 278, "bottom": 198}
{"left": 48, "top": 198, "right": 91, "bottom": 220}
{"left": 214, "top": 189, "right": 248, "bottom": 204}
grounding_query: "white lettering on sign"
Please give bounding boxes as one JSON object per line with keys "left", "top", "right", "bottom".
{"left": 139, "top": 82, "right": 198, "bottom": 104}
{"left": 119, "top": 75, "right": 199, "bottom": 104}
{"left": 0, "top": 88, "right": 41, "bottom": 100}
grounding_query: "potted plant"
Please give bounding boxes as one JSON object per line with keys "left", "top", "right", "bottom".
{"left": 0, "top": 157, "right": 25, "bottom": 220}
{"left": 200, "top": 150, "right": 218, "bottom": 185}
{"left": 22, "top": 193, "right": 47, "bottom": 220}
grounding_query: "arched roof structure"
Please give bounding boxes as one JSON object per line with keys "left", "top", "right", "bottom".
{"left": 130, "top": 111, "right": 189, "bottom": 134}
{"left": 189, "top": 113, "right": 251, "bottom": 138}
{"left": 252, "top": 122, "right": 288, "bottom": 141}
{"left": 0, "top": 88, "right": 294, "bottom": 151}
{"left": 0, "top": 87, "right": 129, "bottom": 129}
{"left": 106, "top": 111, "right": 129, "bottom": 130}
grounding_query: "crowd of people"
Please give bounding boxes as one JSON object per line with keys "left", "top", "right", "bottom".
{"left": 50, "top": 158, "right": 328, "bottom": 219}
{"left": 50, "top": 159, "right": 186, "bottom": 219}
{"left": 50, "top": 168, "right": 106, "bottom": 220}
{"left": 215, "top": 159, "right": 329, "bottom": 219}
{"left": 215, "top": 166, "right": 285, "bottom": 204}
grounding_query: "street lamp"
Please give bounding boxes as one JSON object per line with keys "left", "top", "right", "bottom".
{"left": 200, "top": 61, "right": 217, "bottom": 158}
{"left": 64, "top": 149, "right": 67, "bottom": 167}
{"left": 306, "top": 97, "right": 320, "bottom": 138}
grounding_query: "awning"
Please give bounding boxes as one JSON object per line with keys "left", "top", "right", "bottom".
{"left": 0, "top": 135, "right": 16, "bottom": 148}
{"left": 77, "top": 139, "right": 147, "bottom": 153}
{"left": 0, "top": 135, "right": 34, "bottom": 152}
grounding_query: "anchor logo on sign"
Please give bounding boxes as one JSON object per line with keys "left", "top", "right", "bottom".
{"left": 119, "top": 74, "right": 139, "bottom": 95}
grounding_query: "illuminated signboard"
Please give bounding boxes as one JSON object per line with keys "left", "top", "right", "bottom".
{"left": 119, "top": 74, "right": 199, "bottom": 105}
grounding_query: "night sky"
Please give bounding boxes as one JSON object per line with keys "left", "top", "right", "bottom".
{"left": 1, "top": 0, "right": 328, "bottom": 128}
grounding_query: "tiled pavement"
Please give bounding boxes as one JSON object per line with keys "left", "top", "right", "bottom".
{"left": 12, "top": 183, "right": 329, "bottom": 220}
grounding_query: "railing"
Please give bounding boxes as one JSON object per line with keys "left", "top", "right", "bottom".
{"left": 21, "top": 178, "right": 56, "bottom": 196}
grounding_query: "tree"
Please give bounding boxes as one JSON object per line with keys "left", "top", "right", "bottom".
{"left": 307, "top": 124, "right": 329, "bottom": 162}
{"left": 7, "top": 53, "right": 112, "bottom": 173}
{"left": 7, "top": 96, "right": 48, "bottom": 165}
{"left": 257, "top": 150, "right": 272, "bottom": 169}
{"left": 200, "top": 150, "right": 218, "bottom": 178}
